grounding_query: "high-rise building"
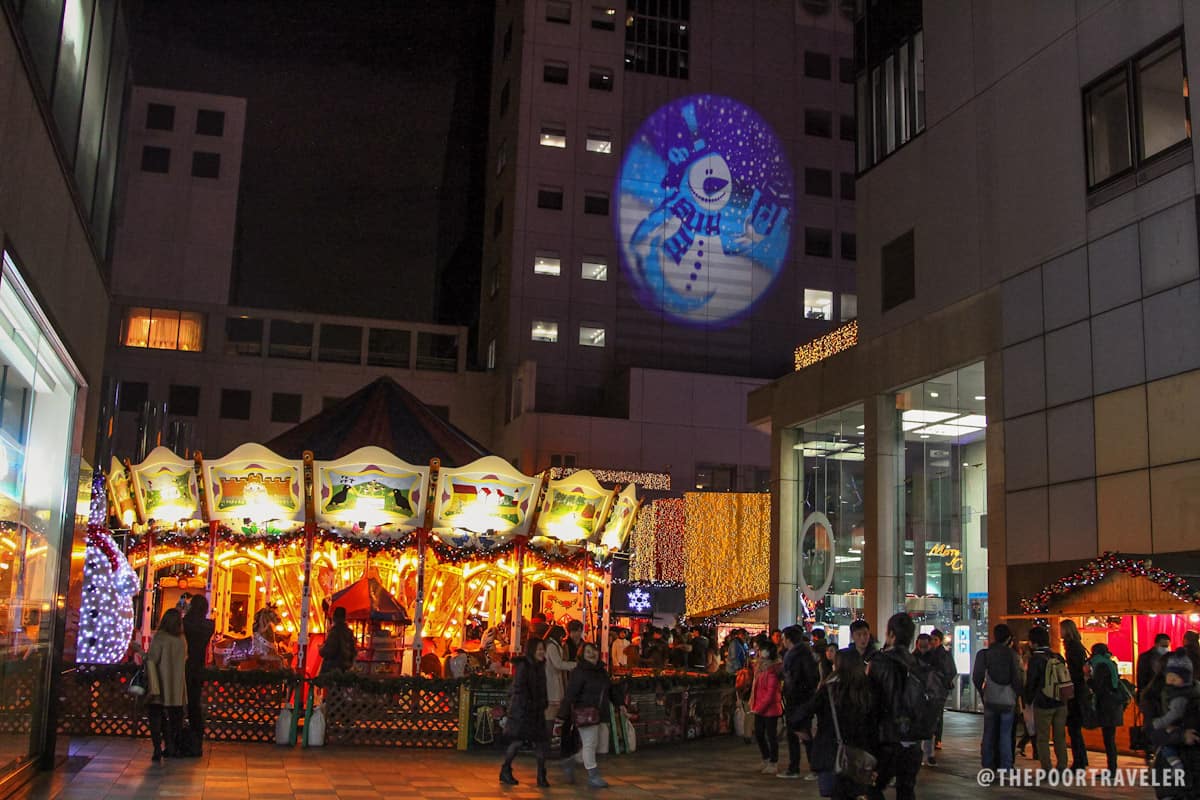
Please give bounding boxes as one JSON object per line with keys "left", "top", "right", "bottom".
{"left": 0, "top": 0, "right": 131, "bottom": 787}
{"left": 752, "top": 0, "right": 1200, "bottom": 697}
{"left": 480, "top": 0, "right": 856, "bottom": 488}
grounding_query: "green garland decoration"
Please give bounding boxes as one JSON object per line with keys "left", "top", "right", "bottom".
{"left": 312, "top": 671, "right": 512, "bottom": 695}
{"left": 69, "top": 663, "right": 299, "bottom": 687}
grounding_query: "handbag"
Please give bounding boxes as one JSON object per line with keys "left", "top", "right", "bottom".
{"left": 572, "top": 705, "right": 601, "bottom": 727}
{"left": 127, "top": 667, "right": 148, "bottom": 697}
{"left": 828, "top": 687, "right": 877, "bottom": 787}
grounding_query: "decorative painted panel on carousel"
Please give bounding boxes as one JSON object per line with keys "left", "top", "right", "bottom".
{"left": 202, "top": 443, "right": 305, "bottom": 533}
{"left": 430, "top": 456, "right": 543, "bottom": 551}
{"left": 129, "top": 446, "right": 202, "bottom": 526}
{"left": 315, "top": 447, "right": 430, "bottom": 539}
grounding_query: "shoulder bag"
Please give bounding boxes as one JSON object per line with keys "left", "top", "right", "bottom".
{"left": 572, "top": 705, "right": 601, "bottom": 727}
{"left": 828, "top": 687, "right": 877, "bottom": 787}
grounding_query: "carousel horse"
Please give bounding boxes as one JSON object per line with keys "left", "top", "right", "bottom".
{"left": 214, "top": 607, "right": 285, "bottom": 666}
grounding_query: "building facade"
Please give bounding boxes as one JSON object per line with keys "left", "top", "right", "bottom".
{"left": 0, "top": 0, "right": 130, "bottom": 787}
{"left": 480, "top": 0, "right": 857, "bottom": 489}
{"left": 751, "top": 0, "right": 1200, "bottom": 697}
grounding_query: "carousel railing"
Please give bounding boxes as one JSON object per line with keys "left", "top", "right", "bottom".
{"left": 56, "top": 664, "right": 298, "bottom": 742}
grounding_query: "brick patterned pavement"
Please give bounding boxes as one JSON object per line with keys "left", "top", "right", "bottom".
{"left": 9, "top": 713, "right": 1162, "bottom": 800}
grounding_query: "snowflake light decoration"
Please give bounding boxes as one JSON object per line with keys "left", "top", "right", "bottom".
{"left": 628, "top": 587, "right": 652, "bottom": 614}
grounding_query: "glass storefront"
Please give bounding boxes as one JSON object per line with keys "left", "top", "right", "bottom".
{"left": 891, "top": 362, "right": 988, "bottom": 708}
{"left": 793, "top": 405, "right": 866, "bottom": 646}
{"left": 0, "top": 253, "right": 81, "bottom": 778}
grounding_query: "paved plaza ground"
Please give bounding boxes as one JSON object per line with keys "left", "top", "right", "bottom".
{"left": 11, "top": 713, "right": 1162, "bottom": 800}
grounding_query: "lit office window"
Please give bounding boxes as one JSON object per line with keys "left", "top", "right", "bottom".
{"left": 531, "top": 320, "right": 559, "bottom": 343}
{"left": 804, "top": 289, "right": 834, "bottom": 320}
{"left": 581, "top": 259, "right": 608, "bottom": 281}
{"left": 534, "top": 251, "right": 562, "bottom": 276}
{"left": 122, "top": 307, "right": 205, "bottom": 351}
{"left": 586, "top": 129, "right": 613, "bottom": 154}
{"left": 579, "top": 324, "right": 606, "bottom": 347}
{"left": 539, "top": 124, "right": 567, "bottom": 148}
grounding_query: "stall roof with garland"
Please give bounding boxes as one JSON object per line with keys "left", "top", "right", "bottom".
{"left": 1020, "top": 551, "right": 1200, "bottom": 617}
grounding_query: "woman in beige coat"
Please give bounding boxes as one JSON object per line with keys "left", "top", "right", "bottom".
{"left": 146, "top": 608, "right": 188, "bottom": 761}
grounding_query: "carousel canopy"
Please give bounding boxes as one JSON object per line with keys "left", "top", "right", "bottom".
{"left": 329, "top": 576, "right": 411, "bottom": 623}
{"left": 266, "top": 376, "right": 489, "bottom": 466}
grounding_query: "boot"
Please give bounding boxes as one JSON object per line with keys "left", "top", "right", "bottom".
{"left": 587, "top": 767, "right": 609, "bottom": 788}
{"left": 562, "top": 759, "right": 576, "bottom": 784}
{"left": 499, "top": 764, "right": 519, "bottom": 785}
{"left": 536, "top": 760, "right": 550, "bottom": 788}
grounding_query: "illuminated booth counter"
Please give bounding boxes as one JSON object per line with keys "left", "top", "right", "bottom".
{"left": 66, "top": 444, "right": 643, "bottom": 747}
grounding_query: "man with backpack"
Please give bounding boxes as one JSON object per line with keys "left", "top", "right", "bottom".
{"left": 1024, "top": 626, "right": 1070, "bottom": 772}
{"left": 868, "top": 613, "right": 947, "bottom": 800}
{"left": 971, "top": 623, "right": 1024, "bottom": 770}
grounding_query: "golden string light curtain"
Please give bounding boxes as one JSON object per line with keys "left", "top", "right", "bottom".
{"left": 683, "top": 492, "right": 770, "bottom": 618}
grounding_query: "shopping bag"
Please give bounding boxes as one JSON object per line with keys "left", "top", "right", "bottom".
{"left": 733, "top": 703, "right": 746, "bottom": 737}
{"left": 621, "top": 708, "right": 637, "bottom": 753}
{"left": 597, "top": 722, "right": 610, "bottom": 755}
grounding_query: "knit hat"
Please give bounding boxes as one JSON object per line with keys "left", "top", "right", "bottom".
{"left": 1165, "top": 650, "right": 1194, "bottom": 682}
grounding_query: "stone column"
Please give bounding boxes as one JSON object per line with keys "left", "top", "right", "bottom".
{"left": 864, "top": 394, "right": 901, "bottom": 631}
{"left": 771, "top": 425, "right": 801, "bottom": 628}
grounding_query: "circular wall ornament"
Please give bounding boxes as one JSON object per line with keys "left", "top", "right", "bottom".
{"left": 799, "top": 511, "right": 836, "bottom": 604}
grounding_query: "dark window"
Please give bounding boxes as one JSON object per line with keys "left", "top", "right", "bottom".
{"left": 805, "top": 227, "right": 833, "bottom": 258}
{"left": 840, "top": 114, "right": 856, "bottom": 141}
{"left": 537, "top": 187, "right": 564, "bottom": 210}
{"left": 839, "top": 56, "right": 855, "bottom": 83}
{"left": 841, "top": 232, "right": 857, "bottom": 261}
{"left": 119, "top": 381, "right": 149, "bottom": 413}
{"left": 804, "top": 168, "right": 833, "bottom": 197}
{"left": 592, "top": 6, "right": 617, "bottom": 30}
{"left": 588, "top": 67, "right": 613, "bottom": 91}
{"left": 502, "top": 22, "right": 513, "bottom": 59}
{"left": 804, "top": 51, "right": 831, "bottom": 80}
{"left": 146, "top": 103, "right": 175, "bottom": 131}
{"left": 195, "top": 109, "right": 225, "bottom": 136}
{"left": 141, "top": 146, "right": 170, "bottom": 173}
{"left": 322, "top": 396, "right": 343, "bottom": 411}
{"left": 624, "top": 0, "right": 690, "bottom": 79}
{"left": 499, "top": 80, "right": 511, "bottom": 115}
{"left": 881, "top": 230, "right": 916, "bottom": 311}
{"left": 805, "top": 109, "right": 832, "bottom": 138}
{"left": 493, "top": 201, "right": 504, "bottom": 235}
{"left": 367, "top": 328, "right": 412, "bottom": 368}
{"left": 416, "top": 332, "right": 458, "bottom": 372}
{"left": 168, "top": 385, "right": 201, "bottom": 417}
{"left": 855, "top": 0, "right": 925, "bottom": 171}
{"left": 268, "top": 320, "right": 313, "bottom": 360}
{"left": 840, "top": 172, "right": 856, "bottom": 201}
{"left": 191, "top": 151, "right": 220, "bottom": 179}
{"left": 583, "top": 192, "right": 609, "bottom": 215}
{"left": 225, "top": 317, "right": 263, "bottom": 356}
{"left": 694, "top": 463, "right": 737, "bottom": 492}
{"left": 318, "top": 324, "right": 362, "bottom": 364}
{"left": 546, "top": 1, "right": 571, "bottom": 23}
{"left": 544, "top": 61, "right": 569, "bottom": 84}
{"left": 271, "top": 392, "right": 303, "bottom": 424}
{"left": 219, "top": 389, "right": 252, "bottom": 420}
{"left": 1084, "top": 34, "right": 1189, "bottom": 189}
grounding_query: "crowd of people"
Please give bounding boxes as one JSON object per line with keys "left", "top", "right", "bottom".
{"left": 972, "top": 621, "right": 1200, "bottom": 793}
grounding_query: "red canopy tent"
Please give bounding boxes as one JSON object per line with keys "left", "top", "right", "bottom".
{"left": 327, "top": 576, "right": 411, "bottom": 623}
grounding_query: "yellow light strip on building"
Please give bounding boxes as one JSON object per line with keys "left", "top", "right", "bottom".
{"left": 794, "top": 320, "right": 858, "bottom": 371}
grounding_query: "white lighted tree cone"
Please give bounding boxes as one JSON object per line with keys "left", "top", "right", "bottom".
{"left": 76, "top": 528, "right": 140, "bottom": 663}
{"left": 799, "top": 511, "right": 836, "bottom": 604}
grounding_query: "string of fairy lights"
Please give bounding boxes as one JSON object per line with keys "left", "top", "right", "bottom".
{"left": 794, "top": 320, "right": 858, "bottom": 370}
{"left": 682, "top": 493, "right": 770, "bottom": 619}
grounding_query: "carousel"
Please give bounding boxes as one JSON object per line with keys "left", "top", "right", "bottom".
{"left": 78, "top": 443, "right": 643, "bottom": 679}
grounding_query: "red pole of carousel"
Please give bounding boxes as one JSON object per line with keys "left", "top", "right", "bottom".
{"left": 293, "top": 451, "right": 318, "bottom": 745}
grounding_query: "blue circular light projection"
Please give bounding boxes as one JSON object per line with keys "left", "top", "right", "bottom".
{"left": 615, "top": 95, "right": 794, "bottom": 327}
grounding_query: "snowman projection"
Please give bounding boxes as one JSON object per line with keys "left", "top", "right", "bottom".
{"left": 76, "top": 528, "right": 141, "bottom": 664}
{"left": 617, "top": 96, "right": 793, "bottom": 326}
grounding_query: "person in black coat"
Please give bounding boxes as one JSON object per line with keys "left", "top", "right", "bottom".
{"left": 182, "top": 595, "right": 215, "bottom": 741}
{"left": 797, "top": 649, "right": 878, "bottom": 799}
{"left": 319, "top": 607, "right": 357, "bottom": 675}
{"left": 500, "top": 638, "right": 550, "bottom": 787}
{"left": 1088, "top": 642, "right": 1127, "bottom": 778}
{"left": 1060, "top": 619, "right": 1091, "bottom": 769}
{"left": 556, "top": 642, "right": 612, "bottom": 788}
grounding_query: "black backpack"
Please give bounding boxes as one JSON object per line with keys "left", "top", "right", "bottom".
{"left": 890, "top": 651, "right": 949, "bottom": 740}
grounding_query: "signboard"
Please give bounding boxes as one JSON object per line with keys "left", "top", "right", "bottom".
{"left": 315, "top": 447, "right": 429, "bottom": 534}
{"left": 107, "top": 457, "right": 137, "bottom": 526}
{"left": 615, "top": 94, "right": 794, "bottom": 327}
{"left": 534, "top": 470, "right": 613, "bottom": 545}
{"left": 202, "top": 443, "right": 303, "bottom": 529}
{"left": 130, "top": 447, "right": 200, "bottom": 524}
{"left": 954, "top": 624, "right": 971, "bottom": 675}
{"left": 541, "top": 590, "right": 584, "bottom": 626}
{"left": 430, "top": 455, "right": 542, "bottom": 550}
{"left": 597, "top": 483, "right": 639, "bottom": 551}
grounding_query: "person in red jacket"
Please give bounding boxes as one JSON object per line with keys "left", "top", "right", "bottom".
{"left": 751, "top": 638, "right": 785, "bottom": 775}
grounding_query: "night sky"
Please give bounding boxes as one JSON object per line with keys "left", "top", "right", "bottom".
{"left": 130, "top": 1, "right": 492, "bottom": 324}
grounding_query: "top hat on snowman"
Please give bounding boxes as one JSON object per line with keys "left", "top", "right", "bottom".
{"left": 662, "top": 102, "right": 733, "bottom": 213}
